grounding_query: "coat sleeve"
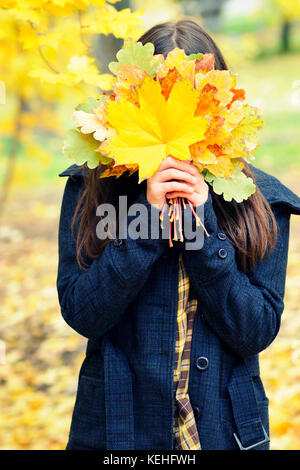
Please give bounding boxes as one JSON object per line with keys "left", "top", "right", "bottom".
{"left": 182, "top": 190, "right": 299, "bottom": 358}
{"left": 56, "top": 175, "right": 168, "bottom": 340}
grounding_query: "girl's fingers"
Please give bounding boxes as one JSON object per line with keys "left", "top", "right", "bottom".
{"left": 163, "top": 181, "right": 194, "bottom": 194}
{"left": 166, "top": 191, "right": 194, "bottom": 199}
{"left": 183, "top": 159, "right": 205, "bottom": 182}
{"left": 159, "top": 156, "right": 197, "bottom": 176}
{"left": 157, "top": 168, "right": 197, "bottom": 185}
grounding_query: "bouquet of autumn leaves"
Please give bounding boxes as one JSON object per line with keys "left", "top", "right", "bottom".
{"left": 63, "top": 39, "right": 264, "bottom": 246}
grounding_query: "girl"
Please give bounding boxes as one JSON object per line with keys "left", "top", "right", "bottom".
{"left": 57, "top": 20, "right": 300, "bottom": 450}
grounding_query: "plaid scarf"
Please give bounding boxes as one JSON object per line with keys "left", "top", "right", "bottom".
{"left": 173, "top": 252, "right": 201, "bottom": 450}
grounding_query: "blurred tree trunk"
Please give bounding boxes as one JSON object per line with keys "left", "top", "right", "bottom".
{"left": 281, "top": 20, "right": 291, "bottom": 52}
{"left": 181, "top": 0, "right": 228, "bottom": 32}
{"left": 0, "top": 95, "right": 25, "bottom": 209}
{"left": 93, "top": 0, "right": 131, "bottom": 73}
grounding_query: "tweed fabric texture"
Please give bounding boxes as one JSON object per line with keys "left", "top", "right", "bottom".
{"left": 57, "top": 163, "right": 300, "bottom": 449}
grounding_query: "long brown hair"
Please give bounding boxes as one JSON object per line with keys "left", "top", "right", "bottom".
{"left": 71, "top": 19, "right": 277, "bottom": 272}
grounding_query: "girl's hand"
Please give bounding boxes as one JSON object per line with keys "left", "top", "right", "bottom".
{"left": 165, "top": 158, "right": 209, "bottom": 207}
{"left": 146, "top": 156, "right": 209, "bottom": 209}
{"left": 146, "top": 156, "right": 199, "bottom": 210}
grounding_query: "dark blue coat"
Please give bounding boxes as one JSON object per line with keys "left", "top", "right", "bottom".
{"left": 57, "top": 163, "right": 300, "bottom": 450}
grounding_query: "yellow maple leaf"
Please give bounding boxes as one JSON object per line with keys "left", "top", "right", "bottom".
{"left": 156, "top": 47, "right": 195, "bottom": 82}
{"left": 104, "top": 76, "right": 208, "bottom": 182}
{"left": 190, "top": 100, "right": 246, "bottom": 169}
{"left": 204, "top": 156, "right": 235, "bottom": 177}
{"left": 112, "top": 64, "right": 145, "bottom": 105}
{"left": 196, "top": 70, "right": 236, "bottom": 107}
{"left": 222, "top": 104, "right": 264, "bottom": 158}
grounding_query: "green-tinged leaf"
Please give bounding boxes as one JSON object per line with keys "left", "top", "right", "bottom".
{"left": 75, "top": 96, "right": 102, "bottom": 113}
{"left": 187, "top": 52, "right": 204, "bottom": 61}
{"left": 205, "top": 167, "right": 256, "bottom": 202}
{"left": 108, "top": 39, "right": 163, "bottom": 77}
{"left": 62, "top": 129, "right": 111, "bottom": 169}
{"left": 243, "top": 153, "right": 256, "bottom": 163}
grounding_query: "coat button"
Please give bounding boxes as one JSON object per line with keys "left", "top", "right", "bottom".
{"left": 195, "top": 356, "right": 209, "bottom": 371}
{"left": 113, "top": 239, "right": 123, "bottom": 247}
{"left": 192, "top": 406, "right": 200, "bottom": 421}
{"left": 218, "top": 248, "right": 227, "bottom": 259}
{"left": 217, "top": 232, "right": 226, "bottom": 240}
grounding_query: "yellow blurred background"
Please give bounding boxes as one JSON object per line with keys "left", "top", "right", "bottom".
{"left": 0, "top": 0, "right": 300, "bottom": 450}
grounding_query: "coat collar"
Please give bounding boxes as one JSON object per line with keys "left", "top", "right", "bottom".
{"left": 58, "top": 163, "right": 300, "bottom": 215}
{"left": 248, "top": 163, "right": 300, "bottom": 215}
{"left": 59, "top": 164, "right": 83, "bottom": 178}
